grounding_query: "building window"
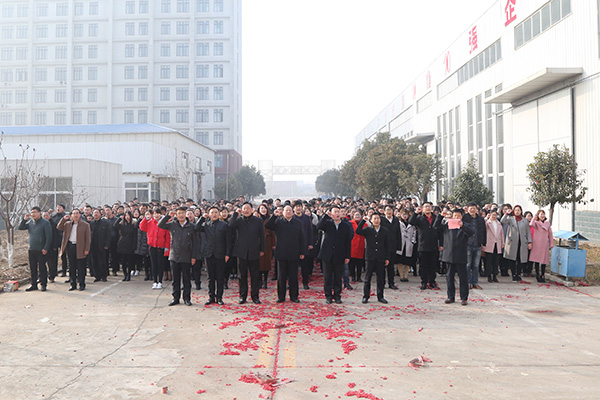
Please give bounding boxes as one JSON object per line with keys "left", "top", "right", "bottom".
{"left": 87, "top": 111, "right": 97, "bottom": 124}
{"left": 15, "top": 112, "right": 27, "bottom": 125}
{"left": 74, "top": 2, "right": 84, "bottom": 15}
{"left": 74, "top": 24, "right": 83, "bottom": 37}
{"left": 138, "top": 44, "right": 148, "bottom": 57}
{"left": 125, "top": 1, "right": 135, "bottom": 14}
{"left": 125, "top": 22, "right": 135, "bottom": 36}
{"left": 161, "top": 22, "right": 171, "bottom": 35}
{"left": 35, "top": 68, "right": 47, "bottom": 82}
{"left": 467, "top": 99, "right": 473, "bottom": 153}
{"left": 160, "top": 87, "right": 170, "bottom": 101}
{"left": 139, "top": 0, "right": 149, "bottom": 13}
{"left": 138, "top": 110, "right": 147, "bottom": 123}
{"left": 16, "top": 47, "right": 28, "bottom": 60}
{"left": 176, "top": 43, "right": 189, "bottom": 56}
{"left": 176, "top": 21, "right": 189, "bottom": 34}
{"left": 88, "top": 67, "right": 98, "bottom": 80}
{"left": 139, "top": 22, "right": 148, "bottom": 35}
{"left": 54, "top": 46, "right": 66, "bottom": 59}
{"left": 138, "top": 66, "right": 148, "bottom": 79}
{"left": 89, "top": 2, "right": 99, "bottom": 15}
{"left": 73, "top": 45, "right": 83, "bottom": 59}
{"left": 215, "top": 154, "right": 223, "bottom": 168}
{"left": 213, "top": 64, "right": 223, "bottom": 78}
{"left": 36, "top": 46, "right": 48, "bottom": 60}
{"left": 124, "top": 110, "right": 134, "bottom": 123}
{"left": 214, "top": 42, "right": 223, "bottom": 56}
{"left": 197, "top": 42, "right": 209, "bottom": 56}
{"left": 55, "top": 67, "right": 67, "bottom": 82}
{"left": 125, "top": 182, "right": 150, "bottom": 202}
{"left": 214, "top": 0, "right": 223, "bottom": 12}
{"left": 16, "top": 69, "right": 27, "bottom": 82}
{"left": 15, "top": 90, "right": 27, "bottom": 104}
{"left": 213, "top": 131, "right": 223, "bottom": 145}
{"left": 176, "top": 87, "right": 189, "bottom": 100}
{"left": 160, "top": 65, "right": 170, "bottom": 79}
{"left": 34, "top": 112, "right": 47, "bottom": 125}
{"left": 160, "top": 110, "right": 170, "bottom": 123}
{"left": 17, "top": 4, "right": 28, "bottom": 17}
{"left": 0, "top": 91, "right": 12, "bottom": 105}
{"left": 213, "top": 109, "right": 223, "bottom": 123}
{"left": 36, "top": 3, "right": 48, "bottom": 17}
{"left": 196, "top": 64, "right": 209, "bottom": 78}
{"left": 161, "top": 0, "right": 171, "bottom": 13}
{"left": 35, "top": 90, "right": 47, "bottom": 103}
{"left": 176, "top": 109, "right": 189, "bottom": 123}
{"left": 177, "top": 0, "right": 189, "bottom": 13}
{"left": 125, "top": 44, "right": 135, "bottom": 57}
{"left": 197, "top": 21, "right": 209, "bottom": 34}
{"left": 2, "top": 27, "right": 13, "bottom": 40}
{"left": 56, "top": 24, "right": 68, "bottom": 38}
{"left": 197, "top": 0, "right": 209, "bottom": 12}
{"left": 124, "top": 88, "right": 134, "bottom": 101}
{"left": 73, "top": 89, "right": 82, "bottom": 103}
{"left": 161, "top": 43, "right": 171, "bottom": 57}
{"left": 195, "top": 131, "right": 209, "bottom": 145}
{"left": 56, "top": 3, "right": 68, "bottom": 16}
{"left": 176, "top": 65, "right": 189, "bottom": 78}
{"left": 196, "top": 109, "right": 208, "bottom": 123}
{"left": 138, "top": 88, "right": 148, "bottom": 101}
{"left": 16, "top": 26, "right": 28, "bottom": 39}
{"left": 515, "top": 0, "right": 571, "bottom": 49}
{"left": 196, "top": 87, "right": 209, "bottom": 100}
{"left": 72, "top": 111, "right": 83, "bottom": 124}
{"left": 124, "top": 66, "right": 134, "bottom": 79}
{"left": 89, "top": 23, "right": 99, "bottom": 37}
{"left": 214, "top": 20, "right": 224, "bottom": 34}
{"left": 54, "top": 111, "right": 66, "bottom": 125}
{"left": 1, "top": 48, "right": 13, "bottom": 61}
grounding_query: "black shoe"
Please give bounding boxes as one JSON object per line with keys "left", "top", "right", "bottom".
{"left": 493, "top": 276, "right": 499, "bottom": 282}
{"left": 78, "top": 286, "right": 85, "bottom": 291}
{"left": 205, "top": 299, "right": 215, "bottom": 306}
{"left": 326, "top": 298, "right": 333, "bottom": 304}
{"left": 291, "top": 299, "right": 300, "bottom": 303}
{"left": 113, "top": 272, "right": 118, "bottom": 276}
{"left": 261, "top": 282, "right": 267, "bottom": 289}
{"left": 195, "top": 284, "right": 201, "bottom": 290}
{"left": 68, "top": 286, "right": 77, "bottom": 291}
{"left": 168, "top": 300, "right": 180, "bottom": 306}
{"left": 488, "top": 276, "right": 493, "bottom": 283}
{"left": 362, "top": 297, "right": 368, "bottom": 304}
{"left": 344, "top": 284, "right": 354, "bottom": 290}
{"left": 184, "top": 300, "right": 192, "bottom": 306}
{"left": 40, "top": 286, "right": 47, "bottom": 292}
{"left": 65, "top": 279, "right": 71, "bottom": 284}
{"left": 420, "top": 284, "right": 427, "bottom": 290}
{"left": 303, "top": 283, "right": 309, "bottom": 290}
{"left": 445, "top": 298, "right": 455, "bottom": 304}
{"left": 276, "top": 299, "right": 285, "bottom": 303}
{"left": 334, "top": 298, "right": 343, "bottom": 304}
{"left": 224, "top": 283, "right": 229, "bottom": 289}
{"left": 540, "top": 276, "right": 546, "bottom": 283}
{"left": 378, "top": 298, "right": 388, "bottom": 304}
{"left": 431, "top": 282, "right": 440, "bottom": 290}
{"left": 60, "top": 272, "right": 67, "bottom": 277}
{"left": 217, "top": 299, "right": 225, "bottom": 305}
{"left": 252, "top": 299, "right": 262, "bottom": 304}
{"left": 122, "top": 277, "right": 128, "bottom": 281}
{"left": 25, "top": 286, "right": 38, "bottom": 292}
{"left": 102, "top": 278, "right": 107, "bottom": 282}
{"left": 238, "top": 298, "right": 247, "bottom": 304}
{"left": 389, "top": 284, "right": 399, "bottom": 290}
{"left": 93, "top": 278, "right": 101, "bottom": 282}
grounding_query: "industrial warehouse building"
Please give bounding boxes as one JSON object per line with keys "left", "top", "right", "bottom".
{"left": 356, "top": 0, "right": 600, "bottom": 242}
{"left": 0, "top": 123, "right": 215, "bottom": 207}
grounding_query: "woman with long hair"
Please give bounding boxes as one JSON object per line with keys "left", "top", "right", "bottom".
{"left": 396, "top": 208, "right": 417, "bottom": 283}
{"left": 349, "top": 210, "right": 366, "bottom": 282}
{"left": 258, "top": 203, "right": 275, "bottom": 289}
{"left": 114, "top": 211, "right": 138, "bottom": 281}
{"left": 501, "top": 205, "right": 532, "bottom": 282}
{"left": 529, "top": 210, "right": 554, "bottom": 282}
{"left": 484, "top": 209, "right": 504, "bottom": 282}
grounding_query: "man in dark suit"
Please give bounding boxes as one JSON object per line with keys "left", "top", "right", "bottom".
{"left": 356, "top": 212, "right": 390, "bottom": 304}
{"left": 197, "top": 206, "right": 230, "bottom": 306}
{"left": 380, "top": 204, "right": 401, "bottom": 290}
{"left": 409, "top": 202, "right": 443, "bottom": 290}
{"left": 229, "top": 202, "right": 265, "bottom": 304}
{"left": 266, "top": 205, "right": 306, "bottom": 303}
{"left": 89, "top": 209, "right": 112, "bottom": 282}
{"left": 51, "top": 204, "right": 67, "bottom": 278}
{"left": 317, "top": 206, "right": 353, "bottom": 304}
{"left": 293, "top": 200, "right": 314, "bottom": 289}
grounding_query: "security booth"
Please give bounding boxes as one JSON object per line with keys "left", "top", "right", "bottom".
{"left": 550, "top": 230, "right": 588, "bottom": 281}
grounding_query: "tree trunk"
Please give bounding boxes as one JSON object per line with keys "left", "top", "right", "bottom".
{"left": 549, "top": 203, "right": 556, "bottom": 226}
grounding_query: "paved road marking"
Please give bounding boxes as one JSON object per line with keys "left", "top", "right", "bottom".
{"left": 256, "top": 324, "right": 276, "bottom": 368}
{"left": 90, "top": 281, "right": 121, "bottom": 297}
{"left": 282, "top": 333, "right": 296, "bottom": 368}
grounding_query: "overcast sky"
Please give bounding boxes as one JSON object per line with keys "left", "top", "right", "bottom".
{"left": 242, "top": 0, "right": 498, "bottom": 170}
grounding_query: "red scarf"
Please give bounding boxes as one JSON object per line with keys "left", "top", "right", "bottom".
{"left": 515, "top": 215, "right": 523, "bottom": 222}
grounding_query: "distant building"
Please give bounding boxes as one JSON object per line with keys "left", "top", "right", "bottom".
{"left": 0, "top": 0, "right": 242, "bottom": 180}
{"left": 0, "top": 123, "right": 215, "bottom": 203}
{"left": 356, "top": 0, "right": 600, "bottom": 240}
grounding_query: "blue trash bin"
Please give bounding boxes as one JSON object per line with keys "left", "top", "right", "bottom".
{"left": 550, "top": 230, "right": 588, "bottom": 280}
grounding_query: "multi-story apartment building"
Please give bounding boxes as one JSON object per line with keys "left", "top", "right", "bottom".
{"left": 0, "top": 0, "right": 242, "bottom": 180}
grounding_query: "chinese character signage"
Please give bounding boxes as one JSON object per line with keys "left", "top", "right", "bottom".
{"left": 426, "top": 71, "right": 431, "bottom": 90}
{"left": 469, "top": 26, "right": 478, "bottom": 54}
{"left": 444, "top": 51, "right": 451, "bottom": 75}
{"left": 505, "top": 0, "right": 517, "bottom": 26}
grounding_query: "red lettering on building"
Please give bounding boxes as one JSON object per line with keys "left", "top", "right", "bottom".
{"left": 505, "top": 0, "right": 517, "bottom": 27}
{"left": 469, "top": 26, "right": 478, "bottom": 54}
{"left": 426, "top": 71, "right": 431, "bottom": 90}
{"left": 444, "top": 52, "right": 451, "bottom": 75}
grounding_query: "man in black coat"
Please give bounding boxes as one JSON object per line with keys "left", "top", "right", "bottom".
{"left": 408, "top": 202, "right": 443, "bottom": 290}
{"left": 293, "top": 200, "right": 314, "bottom": 290}
{"left": 462, "top": 201, "right": 487, "bottom": 289}
{"left": 266, "top": 205, "right": 306, "bottom": 303}
{"left": 229, "top": 202, "right": 265, "bottom": 304}
{"left": 158, "top": 207, "right": 198, "bottom": 306}
{"left": 197, "top": 206, "right": 230, "bottom": 306}
{"left": 436, "top": 208, "right": 474, "bottom": 305}
{"left": 104, "top": 207, "right": 120, "bottom": 276}
{"left": 380, "top": 205, "right": 401, "bottom": 290}
{"left": 89, "top": 209, "right": 112, "bottom": 282}
{"left": 356, "top": 213, "right": 391, "bottom": 304}
{"left": 317, "top": 206, "right": 353, "bottom": 304}
{"left": 49, "top": 204, "right": 66, "bottom": 279}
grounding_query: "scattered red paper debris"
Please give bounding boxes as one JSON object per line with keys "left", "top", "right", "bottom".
{"left": 418, "top": 327, "right": 424, "bottom": 332}
{"left": 310, "top": 385, "right": 318, "bottom": 392}
{"left": 408, "top": 355, "right": 433, "bottom": 370}
{"left": 340, "top": 340, "right": 358, "bottom": 354}
{"left": 345, "top": 389, "right": 383, "bottom": 400}
{"left": 161, "top": 386, "right": 168, "bottom": 394}
{"left": 196, "top": 389, "right": 206, "bottom": 394}
{"left": 326, "top": 374, "right": 337, "bottom": 379}
{"left": 348, "top": 383, "right": 356, "bottom": 388}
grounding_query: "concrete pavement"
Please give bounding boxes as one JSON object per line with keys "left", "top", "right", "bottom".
{"left": 1, "top": 273, "right": 600, "bottom": 400}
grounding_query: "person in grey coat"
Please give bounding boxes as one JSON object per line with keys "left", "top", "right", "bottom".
{"left": 18, "top": 206, "right": 52, "bottom": 292}
{"left": 500, "top": 204, "right": 532, "bottom": 282}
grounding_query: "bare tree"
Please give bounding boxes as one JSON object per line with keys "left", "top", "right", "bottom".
{"left": 0, "top": 134, "right": 45, "bottom": 267}
{"left": 161, "top": 160, "right": 192, "bottom": 201}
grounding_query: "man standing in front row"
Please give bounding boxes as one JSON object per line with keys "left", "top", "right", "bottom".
{"left": 158, "top": 207, "right": 197, "bottom": 306}
{"left": 57, "top": 209, "right": 91, "bottom": 291}
{"left": 229, "top": 202, "right": 265, "bottom": 304}
{"left": 18, "top": 206, "right": 52, "bottom": 292}
{"left": 318, "top": 206, "right": 353, "bottom": 304}
{"left": 356, "top": 212, "right": 390, "bottom": 304}
{"left": 266, "top": 205, "right": 306, "bottom": 303}
{"left": 409, "top": 202, "right": 442, "bottom": 291}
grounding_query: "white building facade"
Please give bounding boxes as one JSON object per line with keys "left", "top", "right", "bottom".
{"left": 0, "top": 123, "right": 216, "bottom": 202}
{"left": 0, "top": 0, "right": 242, "bottom": 179}
{"left": 356, "top": 0, "right": 600, "bottom": 241}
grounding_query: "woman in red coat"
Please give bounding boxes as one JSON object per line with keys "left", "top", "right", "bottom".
{"left": 349, "top": 210, "right": 366, "bottom": 282}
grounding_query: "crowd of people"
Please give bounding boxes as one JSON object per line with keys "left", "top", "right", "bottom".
{"left": 18, "top": 195, "right": 555, "bottom": 307}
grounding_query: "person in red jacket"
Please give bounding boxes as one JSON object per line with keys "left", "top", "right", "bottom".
{"left": 140, "top": 207, "right": 170, "bottom": 289}
{"left": 349, "top": 210, "right": 366, "bottom": 282}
